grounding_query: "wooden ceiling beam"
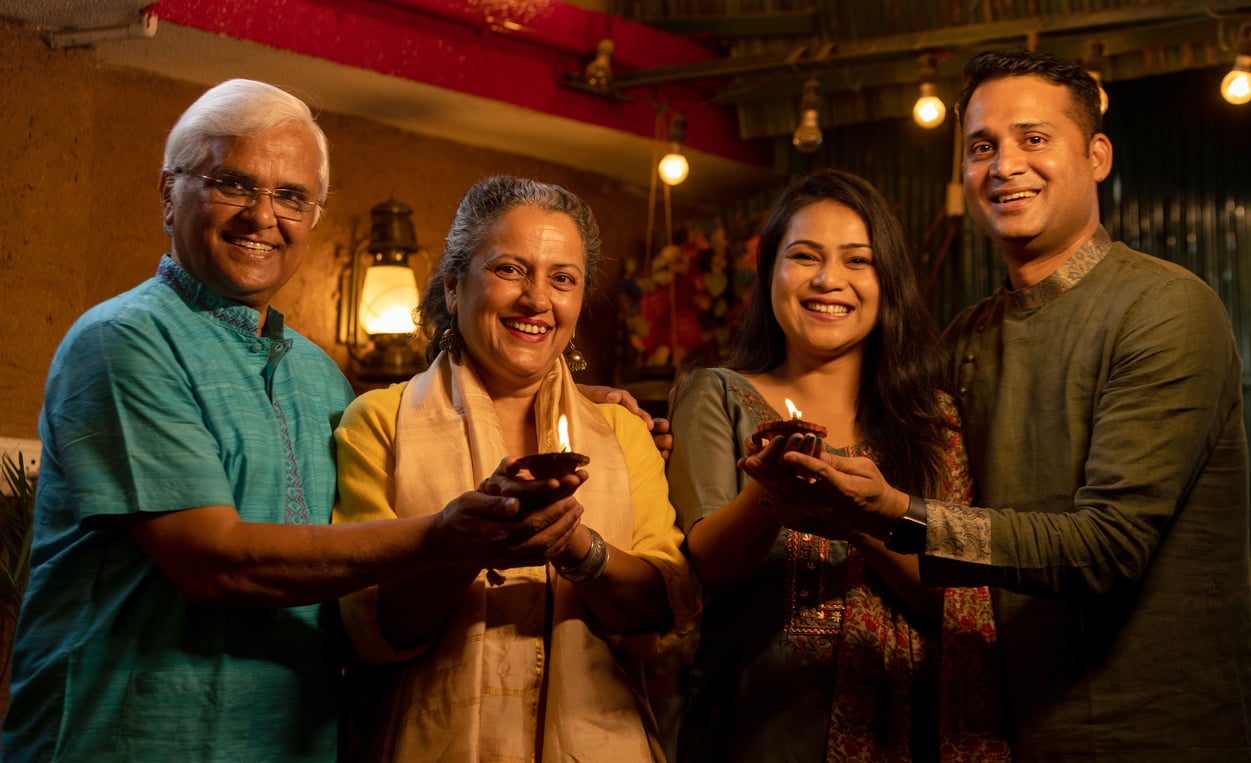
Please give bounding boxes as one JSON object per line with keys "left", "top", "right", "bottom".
{"left": 600, "top": 0, "right": 1251, "bottom": 93}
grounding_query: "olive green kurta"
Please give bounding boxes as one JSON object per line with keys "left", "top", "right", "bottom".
{"left": 929, "top": 232, "right": 1251, "bottom": 761}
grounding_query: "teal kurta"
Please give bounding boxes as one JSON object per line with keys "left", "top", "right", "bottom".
{"left": 931, "top": 234, "right": 1251, "bottom": 761}
{"left": 3, "top": 256, "right": 355, "bottom": 762}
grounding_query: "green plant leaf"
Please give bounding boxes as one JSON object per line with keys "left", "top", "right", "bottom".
{"left": 0, "top": 451, "right": 36, "bottom": 685}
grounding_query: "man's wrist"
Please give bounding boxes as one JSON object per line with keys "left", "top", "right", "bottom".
{"left": 884, "top": 495, "right": 929, "bottom": 555}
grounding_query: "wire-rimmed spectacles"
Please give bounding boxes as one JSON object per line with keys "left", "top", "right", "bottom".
{"left": 185, "top": 173, "right": 320, "bottom": 222}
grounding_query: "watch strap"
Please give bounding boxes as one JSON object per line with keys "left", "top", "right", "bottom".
{"left": 884, "top": 495, "right": 928, "bottom": 555}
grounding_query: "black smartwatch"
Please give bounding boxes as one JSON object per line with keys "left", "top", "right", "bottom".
{"left": 884, "top": 495, "right": 928, "bottom": 555}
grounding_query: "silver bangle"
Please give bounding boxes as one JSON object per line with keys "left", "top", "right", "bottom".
{"left": 556, "top": 527, "right": 610, "bottom": 585}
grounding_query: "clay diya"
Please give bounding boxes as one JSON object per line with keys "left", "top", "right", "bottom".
{"left": 514, "top": 415, "right": 589, "bottom": 479}
{"left": 513, "top": 451, "right": 590, "bottom": 480}
{"left": 753, "top": 398, "right": 827, "bottom": 450}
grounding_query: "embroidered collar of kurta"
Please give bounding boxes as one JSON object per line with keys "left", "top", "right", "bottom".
{"left": 1004, "top": 226, "right": 1112, "bottom": 313}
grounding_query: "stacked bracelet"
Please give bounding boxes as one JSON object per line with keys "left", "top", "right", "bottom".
{"left": 556, "top": 527, "right": 610, "bottom": 585}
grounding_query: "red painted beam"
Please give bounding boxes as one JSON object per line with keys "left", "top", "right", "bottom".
{"left": 147, "top": 0, "right": 767, "bottom": 165}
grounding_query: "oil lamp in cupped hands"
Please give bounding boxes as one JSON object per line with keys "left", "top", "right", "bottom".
{"left": 752, "top": 398, "right": 827, "bottom": 451}
{"left": 514, "top": 414, "right": 589, "bottom": 479}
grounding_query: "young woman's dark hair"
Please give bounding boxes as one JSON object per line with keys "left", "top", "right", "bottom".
{"left": 718, "top": 169, "right": 951, "bottom": 495}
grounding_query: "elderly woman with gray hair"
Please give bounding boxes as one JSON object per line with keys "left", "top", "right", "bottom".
{"left": 332, "top": 175, "right": 696, "bottom": 762}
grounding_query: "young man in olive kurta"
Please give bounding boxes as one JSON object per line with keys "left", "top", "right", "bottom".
{"left": 938, "top": 53, "right": 1250, "bottom": 759}
{"left": 741, "top": 50, "right": 1251, "bottom": 762}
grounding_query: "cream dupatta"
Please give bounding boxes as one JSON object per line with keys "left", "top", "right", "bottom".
{"left": 355, "top": 351, "right": 659, "bottom": 761}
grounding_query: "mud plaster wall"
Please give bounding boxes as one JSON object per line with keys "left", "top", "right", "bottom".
{"left": 0, "top": 20, "right": 710, "bottom": 439}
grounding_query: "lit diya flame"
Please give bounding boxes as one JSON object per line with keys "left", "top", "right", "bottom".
{"left": 753, "top": 397, "right": 828, "bottom": 447}
{"left": 513, "top": 414, "right": 588, "bottom": 480}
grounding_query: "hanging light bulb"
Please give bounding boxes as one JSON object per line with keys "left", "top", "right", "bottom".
{"left": 792, "top": 77, "right": 824, "bottom": 154}
{"left": 1083, "top": 41, "right": 1110, "bottom": 115}
{"left": 658, "top": 113, "right": 689, "bottom": 186}
{"left": 583, "top": 38, "right": 614, "bottom": 92}
{"left": 1221, "top": 23, "right": 1251, "bottom": 106}
{"left": 1223, "top": 65, "right": 1251, "bottom": 105}
{"left": 913, "top": 82, "right": 947, "bottom": 128}
{"left": 912, "top": 55, "right": 946, "bottom": 129}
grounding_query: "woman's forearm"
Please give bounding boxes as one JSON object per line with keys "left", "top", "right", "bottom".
{"left": 682, "top": 481, "right": 782, "bottom": 597}
{"left": 569, "top": 545, "right": 673, "bottom": 634}
{"left": 550, "top": 524, "right": 673, "bottom": 633}
{"left": 850, "top": 532, "right": 942, "bottom": 621}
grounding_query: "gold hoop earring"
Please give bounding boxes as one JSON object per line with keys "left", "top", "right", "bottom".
{"left": 564, "top": 336, "right": 588, "bottom": 373}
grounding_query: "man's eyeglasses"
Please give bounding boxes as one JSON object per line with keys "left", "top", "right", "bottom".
{"left": 185, "top": 173, "right": 320, "bottom": 222}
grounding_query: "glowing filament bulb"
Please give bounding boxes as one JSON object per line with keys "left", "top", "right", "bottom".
{"left": 1222, "top": 57, "right": 1251, "bottom": 105}
{"left": 658, "top": 151, "right": 689, "bottom": 186}
{"left": 912, "top": 82, "right": 946, "bottom": 128}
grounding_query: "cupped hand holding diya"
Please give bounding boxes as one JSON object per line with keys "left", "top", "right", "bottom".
{"left": 479, "top": 415, "right": 591, "bottom": 584}
{"left": 750, "top": 399, "right": 828, "bottom": 454}
{"left": 741, "top": 400, "right": 849, "bottom": 536}
{"left": 483, "top": 415, "right": 591, "bottom": 512}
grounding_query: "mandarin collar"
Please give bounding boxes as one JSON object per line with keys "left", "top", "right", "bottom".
{"left": 1004, "top": 226, "right": 1112, "bottom": 313}
{"left": 155, "top": 254, "right": 285, "bottom": 339}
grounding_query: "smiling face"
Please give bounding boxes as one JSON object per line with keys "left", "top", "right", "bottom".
{"left": 961, "top": 75, "right": 1111, "bottom": 275}
{"left": 770, "top": 200, "right": 880, "bottom": 368}
{"left": 445, "top": 205, "right": 586, "bottom": 396}
{"left": 160, "top": 121, "right": 321, "bottom": 319}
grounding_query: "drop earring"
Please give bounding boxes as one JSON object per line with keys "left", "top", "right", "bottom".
{"left": 564, "top": 336, "right": 588, "bottom": 373}
{"left": 438, "top": 326, "right": 464, "bottom": 357}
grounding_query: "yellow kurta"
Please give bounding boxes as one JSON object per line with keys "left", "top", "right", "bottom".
{"left": 334, "top": 354, "right": 695, "bottom": 762}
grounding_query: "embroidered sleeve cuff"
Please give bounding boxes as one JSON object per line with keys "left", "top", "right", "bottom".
{"left": 925, "top": 499, "right": 992, "bottom": 564}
